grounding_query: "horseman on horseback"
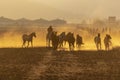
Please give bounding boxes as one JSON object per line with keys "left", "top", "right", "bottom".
{"left": 46, "top": 25, "right": 53, "bottom": 47}
{"left": 47, "top": 25, "right": 53, "bottom": 33}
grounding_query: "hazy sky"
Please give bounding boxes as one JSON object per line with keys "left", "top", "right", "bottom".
{"left": 0, "top": 0, "right": 120, "bottom": 22}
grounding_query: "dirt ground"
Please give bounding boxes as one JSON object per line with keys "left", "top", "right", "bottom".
{"left": 0, "top": 47, "right": 120, "bottom": 80}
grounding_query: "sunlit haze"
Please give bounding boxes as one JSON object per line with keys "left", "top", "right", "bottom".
{"left": 0, "top": 0, "right": 120, "bottom": 50}
{"left": 0, "top": 0, "right": 120, "bottom": 22}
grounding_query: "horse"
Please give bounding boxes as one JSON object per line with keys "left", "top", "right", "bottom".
{"left": 46, "top": 31, "right": 53, "bottom": 47}
{"left": 76, "top": 34, "right": 84, "bottom": 49}
{"left": 94, "top": 34, "right": 101, "bottom": 50}
{"left": 66, "top": 32, "right": 75, "bottom": 51}
{"left": 51, "top": 31, "right": 59, "bottom": 50}
{"left": 104, "top": 34, "right": 112, "bottom": 51}
{"left": 58, "top": 32, "right": 66, "bottom": 48}
{"left": 22, "top": 32, "right": 36, "bottom": 48}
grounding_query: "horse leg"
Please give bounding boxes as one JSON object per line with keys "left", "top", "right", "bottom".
{"left": 27, "top": 41, "right": 29, "bottom": 48}
{"left": 22, "top": 40, "right": 26, "bottom": 48}
{"left": 105, "top": 43, "right": 109, "bottom": 51}
{"left": 99, "top": 44, "right": 101, "bottom": 50}
{"left": 72, "top": 43, "right": 74, "bottom": 48}
{"left": 48, "top": 39, "right": 50, "bottom": 47}
{"left": 107, "top": 44, "right": 109, "bottom": 51}
{"left": 69, "top": 43, "right": 71, "bottom": 51}
{"left": 76, "top": 42, "right": 78, "bottom": 48}
{"left": 98, "top": 44, "right": 100, "bottom": 50}
{"left": 61, "top": 40, "right": 64, "bottom": 47}
{"left": 31, "top": 41, "right": 33, "bottom": 47}
{"left": 72, "top": 42, "right": 75, "bottom": 50}
{"left": 59, "top": 41, "right": 63, "bottom": 48}
{"left": 59, "top": 41, "right": 62, "bottom": 48}
{"left": 46, "top": 38, "right": 48, "bottom": 47}
{"left": 96, "top": 44, "right": 99, "bottom": 50}
{"left": 106, "top": 45, "right": 108, "bottom": 51}
{"left": 58, "top": 42, "right": 61, "bottom": 48}
{"left": 78, "top": 43, "right": 80, "bottom": 48}
{"left": 54, "top": 44, "right": 58, "bottom": 50}
{"left": 95, "top": 43, "right": 97, "bottom": 50}
{"left": 105, "top": 44, "right": 107, "bottom": 51}
{"left": 78, "top": 44, "right": 81, "bottom": 49}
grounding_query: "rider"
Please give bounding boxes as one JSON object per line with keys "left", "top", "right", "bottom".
{"left": 46, "top": 25, "right": 53, "bottom": 47}
{"left": 47, "top": 25, "right": 53, "bottom": 33}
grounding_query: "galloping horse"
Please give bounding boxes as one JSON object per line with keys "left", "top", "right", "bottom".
{"left": 76, "top": 34, "right": 84, "bottom": 48}
{"left": 94, "top": 33, "right": 101, "bottom": 50}
{"left": 22, "top": 32, "right": 36, "bottom": 47}
{"left": 66, "top": 32, "right": 75, "bottom": 51}
{"left": 104, "top": 34, "right": 112, "bottom": 51}
{"left": 51, "top": 31, "right": 59, "bottom": 50}
{"left": 58, "top": 32, "right": 66, "bottom": 48}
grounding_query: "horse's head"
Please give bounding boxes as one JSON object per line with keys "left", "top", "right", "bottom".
{"left": 32, "top": 32, "right": 36, "bottom": 38}
{"left": 54, "top": 31, "right": 57, "bottom": 35}
{"left": 62, "top": 32, "right": 65, "bottom": 35}
{"left": 71, "top": 33, "right": 74, "bottom": 37}
{"left": 98, "top": 33, "right": 100, "bottom": 37}
{"left": 106, "top": 34, "right": 111, "bottom": 39}
{"left": 108, "top": 35, "right": 112, "bottom": 39}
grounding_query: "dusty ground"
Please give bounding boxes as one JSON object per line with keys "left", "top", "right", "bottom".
{"left": 0, "top": 47, "right": 120, "bottom": 80}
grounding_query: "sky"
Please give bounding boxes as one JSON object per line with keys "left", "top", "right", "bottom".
{"left": 0, "top": 0, "right": 120, "bottom": 23}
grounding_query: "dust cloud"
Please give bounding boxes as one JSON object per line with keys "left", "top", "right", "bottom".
{"left": 0, "top": 25, "right": 120, "bottom": 50}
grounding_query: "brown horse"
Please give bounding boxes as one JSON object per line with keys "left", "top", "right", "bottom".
{"left": 94, "top": 33, "right": 101, "bottom": 50}
{"left": 58, "top": 32, "right": 66, "bottom": 48}
{"left": 66, "top": 32, "right": 75, "bottom": 51}
{"left": 104, "top": 34, "right": 112, "bottom": 51}
{"left": 22, "top": 32, "right": 36, "bottom": 48}
{"left": 76, "top": 34, "right": 84, "bottom": 49}
{"left": 51, "top": 31, "right": 59, "bottom": 50}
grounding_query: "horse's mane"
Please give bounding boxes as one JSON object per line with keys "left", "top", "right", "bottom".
{"left": 29, "top": 32, "right": 35, "bottom": 35}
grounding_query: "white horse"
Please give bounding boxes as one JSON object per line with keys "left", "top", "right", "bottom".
{"left": 104, "top": 34, "right": 112, "bottom": 51}
{"left": 94, "top": 35, "right": 101, "bottom": 50}
{"left": 22, "top": 32, "right": 36, "bottom": 48}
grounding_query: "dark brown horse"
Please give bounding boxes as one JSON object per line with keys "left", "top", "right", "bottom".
{"left": 51, "top": 31, "right": 59, "bottom": 50}
{"left": 94, "top": 33, "right": 101, "bottom": 50}
{"left": 104, "top": 34, "right": 112, "bottom": 51}
{"left": 76, "top": 34, "right": 84, "bottom": 49}
{"left": 66, "top": 32, "right": 75, "bottom": 51}
{"left": 58, "top": 32, "right": 66, "bottom": 48}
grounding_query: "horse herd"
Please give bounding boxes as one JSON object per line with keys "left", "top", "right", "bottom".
{"left": 94, "top": 33, "right": 112, "bottom": 51}
{"left": 21, "top": 31, "right": 112, "bottom": 51}
{"left": 46, "top": 31, "right": 84, "bottom": 50}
